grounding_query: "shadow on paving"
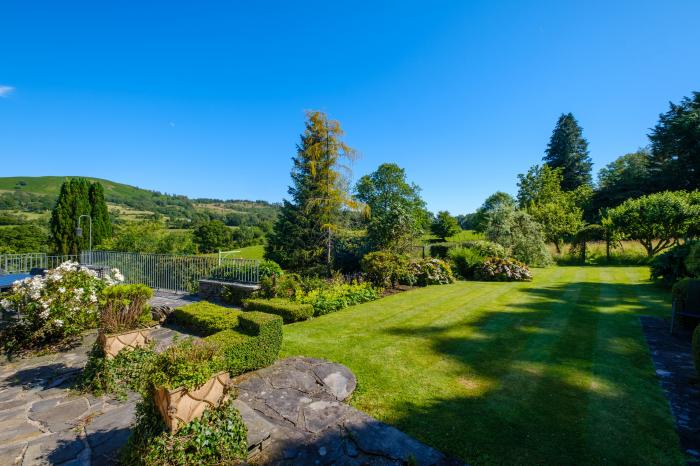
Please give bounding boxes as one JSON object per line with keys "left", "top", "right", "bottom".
{"left": 381, "top": 280, "right": 686, "bottom": 465}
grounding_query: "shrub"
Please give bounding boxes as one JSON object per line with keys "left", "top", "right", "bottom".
{"left": 121, "top": 394, "right": 247, "bottom": 466}
{"left": 693, "top": 325, "right": 700, "bottom": 378}
{"left": 78, "top": 343, "right": 157, "bottom": 399}
{"left": 256, "top": 273, "right": 302, "bottom": 300}
{"left": 243, "top": 298, "right": 314, "bottom": 323}
{"left": 650, "top": 242, "right": 697, "bottom": 286}
{"left": 429, "top": 244, "right": 451, "bottom": 259}
{"left": 172, "top": 302, "right": 282, "bottom": 377}
{"left": 149, "top": 338, "right": 225, "bottom": 391}
{"left": 99, "top": 284, "right": 154, "bottom": 334}
{"left": 295, "top": 281, "right": 381, "bottom": 316}
{"left": 0, "top": 261, "right": 123, "bottom": 353}
{"left": 410, "top": 258, "right": 455, "bottom": 286}
{"left": 686, "top": 242, "right": 700, "bottom": 278}
{"left": 474, "top": 257, "right": 532, "bottom": 282}
{"left": 486, "top": 205, "right": 552, "bottom": 267}
{"left": 258, "top": 259, "right": 283, "bottom": 279}
{"left": 461, "top": 240, "right": 507, "bottom": 258}
{"left": 361, "top": 251, "right": 413, "bottom": 288}
{"left": 448, "top": 247, "right": 485, "bottom": 279}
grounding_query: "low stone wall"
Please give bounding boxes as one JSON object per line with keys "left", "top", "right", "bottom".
{"left": 198, "top": 279, "right": 260, "bottom": 305}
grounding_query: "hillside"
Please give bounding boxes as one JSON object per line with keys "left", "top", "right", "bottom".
{"left": 0, "top": 176, "right": 279, "bottom": 226}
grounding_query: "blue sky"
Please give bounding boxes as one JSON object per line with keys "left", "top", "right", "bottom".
{"left": 1, "top": 1, "right": 699, "bottom": 214}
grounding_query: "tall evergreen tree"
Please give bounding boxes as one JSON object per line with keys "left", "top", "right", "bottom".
{"left": 50, "top": 178, "right": 91, "bottom": 255}
{"left": 88, "top": 182, "right": 112, "bottom": 247}
{"left": 265, "top": 111, "right": 357, "bottom": 272}
{"left": 648, "top": 92, "right": 700, "bottom": 191}
{"left": 543, "top": 113, "right": 593, "bottom": 190}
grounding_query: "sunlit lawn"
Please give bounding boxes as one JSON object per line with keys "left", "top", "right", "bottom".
{"left": 282, "top": 266, "right": 684, "bottom": 465}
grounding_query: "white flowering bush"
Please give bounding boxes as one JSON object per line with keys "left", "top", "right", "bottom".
{"left": 0, "top": 261, "right": 124, "bottom": 353}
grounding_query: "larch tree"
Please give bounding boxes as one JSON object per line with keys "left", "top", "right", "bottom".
{"left": 266, "top": 111, "right": 358, "bottom": 273}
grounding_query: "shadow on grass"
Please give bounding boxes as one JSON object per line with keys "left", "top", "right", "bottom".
{"left": 381, "top": 280, "right": 684, "bottom": 465}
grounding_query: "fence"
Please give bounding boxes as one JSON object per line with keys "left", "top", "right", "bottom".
{"left": 0, "top": 253, "right": 79, "bottom": 274}
{"left": 85, "top": 251, "right": 259, "bottom": 293}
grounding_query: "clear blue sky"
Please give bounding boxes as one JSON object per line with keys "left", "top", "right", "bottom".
{"left": 1, "top": 1, "right": 699, "bottom": 214}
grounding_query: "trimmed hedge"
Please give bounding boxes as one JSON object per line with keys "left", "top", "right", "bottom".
{"left": 172, "top": 302, "right": 282, "bottom": 378}
{"left": 243, "top": 298, "right": 314, "bottom": 323}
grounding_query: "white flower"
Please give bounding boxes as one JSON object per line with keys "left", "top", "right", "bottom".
{"left": 58, "top": 287, "right": 66, "bottom": 294}
{"left": 39, "top": 309, "right": 50, "bottom": 319}
{"left": 53, "top": 319, "right": 63, "bottom": 327}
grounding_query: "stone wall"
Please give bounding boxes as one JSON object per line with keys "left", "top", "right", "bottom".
{"left": 198, "top": 279, "right": 260, "bottom": 305}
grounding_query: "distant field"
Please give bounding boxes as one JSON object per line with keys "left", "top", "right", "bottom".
{"left": 202, "top": 244, "right": 265, "bottom": 260}
{"left": 422, "top": 229, "right": 484, "bottom": 243}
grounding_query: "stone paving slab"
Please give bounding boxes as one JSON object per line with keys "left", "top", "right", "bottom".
{"left": 1, "top": 320, "right": 458, "bottom": 465}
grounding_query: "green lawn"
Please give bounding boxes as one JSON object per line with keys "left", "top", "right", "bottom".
{"left": 282, "top": 266, "right": 684, "bottom": 465}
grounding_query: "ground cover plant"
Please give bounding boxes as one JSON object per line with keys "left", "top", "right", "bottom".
{"left": 282, "top": 266, "right": 684, "bottom": 465}
{"left": 98, "top": 283, "right": 153, "bottom": 333}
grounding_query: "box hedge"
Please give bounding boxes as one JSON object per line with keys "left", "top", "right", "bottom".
{"left": 171, "top": 302, "right": 282, "bottom": 378}
{"left": 243, "top": 298, "right": 314, "bottom": 323}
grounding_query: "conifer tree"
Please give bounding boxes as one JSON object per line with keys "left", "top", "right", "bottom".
{"left": 543, "top": 113, "right": 593, "bottom": 190}
{"left": 88, "top": 182, "right": 112, "bottom": 246}
{"left": 266, "top": 111, "right": 357, "bottom": 272}
{"left": 50, "top": 178, "right": 91, "bottom": 255}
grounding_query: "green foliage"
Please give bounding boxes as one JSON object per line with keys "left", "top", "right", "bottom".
{"left": 649, "top": 242, "right": 697, "bottom": 285}
{"left": 121, "top": 394, "right": 247, "bottom": 466}
{"left": 568, "top": 224, "right": 607, "bottom": 263}
{"left": 172, "top": 302, "right": 283, "bottom": 377}
{"left": 605, "top": 191, "right": 699, "bottom": 256}
{"left": 266, "top": 111, "right": 357, "bottom": 272}
{"left": 518, "top": 164, "right": 585, "bottom": 251}
{"left": 361, "top": 251, "right": 413, "bottom": 288}
{"left": 0, "top": 261, "right": 119, "bottom": 353}
{"left": 429, "top": 243, "right": 451, "bottom": 259}
{"left": 473, "top": 191, "right": 516, "bottom": 233}
{"left": 409, "top": 258, "right": 455, "bottom": 286}
{"left": 474, "top": 257, "right": 532, "bottom": 282}
{"left": 78, "top": 343, "right": 157, "bottom": 399}
{"left": 648, "top": 92, "right": 700, "bottom": 192}
{"left": 460, "top": 240, "right": 507, "bottom": 258}
{"left": 193, "top": 220, "right": 232, "bottom": 253}
{"left": 430, "top": 211, "right": 460, "bottom": 242}
{"left": 355, "top": 163, "right": 429, "bottom": 254}
{"left": 543, "top": 112, "right": 592, "bottom": 190}
{"left": 671, "top": 278, "right": 697, "bottom": 303}
{"left": 0, "top": 223, "right": 50, "bottom": 253}
{"left": 100, "top": 221, "right": 197, "bottom": 254}
{"left": 50, "top": 178, "right": 91, "bottom": 255}
{"left": 592, "top": 150, "right": 652, "bottom": 214}
{"left": 99, "top": 284, "right": 153, "bottom": 334}
{"left": 243, "top": 298, "right": 314, "bottom": 323}
{"left": 692, "top": 325, "right": 700, "bottom": 378}
{"left": 149, "top": 338, "right": 224, "bottom": 391}
{"left": 259, "top": 259, "right": 283, "bottom": 278}
{"left": 295, "top": 280, "right": 381, "bottom": 316}
{"left": 486, "top": 205, "right": 552, "bottom": 267}
{"left": 448, "top": 247, "right": 485, "bottom": 279}
{"left": 686, "top": 242, "right": 700, "bottom": 277}
{"left": 88, "top": 182, "right": 112, "bottom": 247}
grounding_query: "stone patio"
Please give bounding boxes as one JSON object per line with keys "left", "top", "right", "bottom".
{"left": 0, "top": 297, "right": 458, "bottom": 465}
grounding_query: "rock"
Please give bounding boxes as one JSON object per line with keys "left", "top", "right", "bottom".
{"left": 0, "top": 406, "right": 26, "bottom": 423}
{"left": 0, "top": 443, "right": 26, "bottom": 466}
{"left": 268, "top": 366, "right": 320, "bottom": 394}
{"left": 23, "top": 431, "right": 84, "bottom": 465}
{"left": 263, "top": 388, "right": 311, "bottom": 424}
{"left": 313, "top": 362, "right": 356, "bottom": 401}
{"left": 232, "top": 399, "right": 276, "bottom": 453}
{"left": 303, "top": 400, "right": 352, "bottom": 433}
{"left": 85, "top": 403, "right": 134, "bottom": 464}
{"left": 0, "top": 398, "right": 29, "bottom": 411}
{"left": 29, "top": 397, "right": 89, "bottom": 432}
{"left": 344, "top": 411, "right": 446, "bottom": 465}
{"left": 0, "top": 419, "right": 44, "bottom": 444}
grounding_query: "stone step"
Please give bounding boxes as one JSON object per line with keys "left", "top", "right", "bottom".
{"left": 231, "top": 399, "right": 276, "bottom": 460}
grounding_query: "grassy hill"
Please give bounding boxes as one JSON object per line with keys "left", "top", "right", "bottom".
{"left": 0, "top": 176, "right": 279, "bottom": 226}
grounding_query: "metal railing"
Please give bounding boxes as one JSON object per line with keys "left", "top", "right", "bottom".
{"left": 0, "top": 253, "right": 79, "bottom": 274}
{"left": 85, "top": 251, "right": 259, "bottom": 293}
